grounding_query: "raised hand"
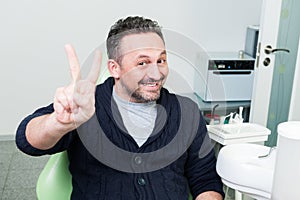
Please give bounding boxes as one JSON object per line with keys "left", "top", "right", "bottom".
{"left": 53, "top": 44, "right": 102, "bottom": 127}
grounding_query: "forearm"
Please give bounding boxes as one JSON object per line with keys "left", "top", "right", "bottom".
{"left": 26, "top": 113, "right": 75, "bottom": 150}
{"left": 195, "top": 191, "right": 223, "bottom": 200}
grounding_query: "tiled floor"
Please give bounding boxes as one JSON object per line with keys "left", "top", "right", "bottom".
{"left": 0, "top": 140, "right": 49, "bottom": 200}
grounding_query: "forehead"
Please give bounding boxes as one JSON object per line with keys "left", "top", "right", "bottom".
{"left": 120, "top": 32, "right": 165, "bottom": 56}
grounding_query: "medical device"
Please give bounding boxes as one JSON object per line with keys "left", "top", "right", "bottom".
{"left": 193, "top": 52, "right": 255, "bottom": 102}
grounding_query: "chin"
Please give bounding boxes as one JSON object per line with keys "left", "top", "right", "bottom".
{"left": 132, "top": 91, "right": 161, "bottom": 103}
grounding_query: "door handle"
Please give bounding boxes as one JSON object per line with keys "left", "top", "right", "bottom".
{"left": 265, "top": 45, "right": 290, "bottom": 54}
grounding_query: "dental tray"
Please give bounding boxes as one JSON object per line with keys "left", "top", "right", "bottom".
{"left": 207, "top": 123, "right": 271, "bottom": 145}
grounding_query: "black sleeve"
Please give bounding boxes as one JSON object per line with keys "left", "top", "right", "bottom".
{"left": 185, "top": 110, "right": 225, "bottom": 199}
{"left": 15, "top": 103, "right": 77, "bottom": 156}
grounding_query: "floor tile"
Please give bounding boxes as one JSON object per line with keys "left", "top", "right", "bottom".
{"left": 0, "top": 170, "right": 8, "bottom": 191}
{"left": 0, "top": 153, "right": 13, "bottom": 171}
{"left": 0, "top": 140, "right": 51, "bottom": 200}
{"left": 0, "top": 141, "right": 17, "bottom": 154}
{"left": 5, "top": 169, "right": 42, "bottom": 189}
{"left": 10, "top": 150, "right": 49, "bottom": 170}
{"left": 1, "top": 187, "right": 36, "bottom": 200}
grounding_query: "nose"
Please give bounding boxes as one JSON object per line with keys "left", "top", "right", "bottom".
{"left": 146, "top": 64, "right": 162, "bottom": 80}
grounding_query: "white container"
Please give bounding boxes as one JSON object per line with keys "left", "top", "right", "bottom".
{"left": 207, "top": 123, "right": 270, "bottom": 145}
{"left": 271, "top": 121, "right": 300, "bottom": 200}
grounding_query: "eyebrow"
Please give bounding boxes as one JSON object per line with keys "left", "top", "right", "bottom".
{"left": 136, "top": 50, "right": 167, "bottom": 59}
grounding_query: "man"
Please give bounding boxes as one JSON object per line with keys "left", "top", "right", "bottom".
{"left": 16, "top": 16, "right": 224, "bottom": 199}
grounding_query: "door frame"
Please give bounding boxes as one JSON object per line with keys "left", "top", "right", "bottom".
{"left": 249, "top": 0, "right": 283, "bottom": 126}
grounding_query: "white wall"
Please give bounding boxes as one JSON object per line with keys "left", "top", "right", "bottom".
{"left": 0, "top": 0, "right": 262, "bottom": 135}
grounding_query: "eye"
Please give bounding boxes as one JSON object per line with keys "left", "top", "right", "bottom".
{"left": 157, "top": 59, "right": 167, "bottom": 64}
{"left": 138, "top": 61, "right": 147, "bottom": 66}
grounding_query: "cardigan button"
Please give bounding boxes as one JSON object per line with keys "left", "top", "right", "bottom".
{"left": 134, "top": 156, "right": 142, "bottom": 165}
{"left": 138, "top": 178, "right": 146, "bottom": 186}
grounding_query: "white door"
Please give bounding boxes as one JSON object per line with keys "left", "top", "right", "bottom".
{"left": 289, "top": 38, "right": 300, "bottom": 121}
{"left": 250, "top": 0, "right": 300, "bottom": 146}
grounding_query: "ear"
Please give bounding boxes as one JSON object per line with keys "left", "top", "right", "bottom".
{"left": 107, "top": 59, "right": 121, "bottom": 79}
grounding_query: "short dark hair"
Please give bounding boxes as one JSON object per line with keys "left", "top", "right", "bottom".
{"left": 106, "top": 16, "right": 164, "bottom": 63}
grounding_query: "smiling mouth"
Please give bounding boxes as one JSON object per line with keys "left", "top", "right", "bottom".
{"left": 142, "top": 82, "right": 159, "bottom": 87}
{"left": 139, "top": 76, "right": 165, "bottom": 90}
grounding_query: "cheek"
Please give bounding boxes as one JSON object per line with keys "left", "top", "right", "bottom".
{"left": 160, "top": 67, "right": 169, "bottom": 77}
{"left": 120, "top": 67, "right": 145, "bottom": 84}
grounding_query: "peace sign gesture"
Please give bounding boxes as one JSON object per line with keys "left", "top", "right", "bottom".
{"left": 53, "top": 44, "right": 102, "bottom": 127}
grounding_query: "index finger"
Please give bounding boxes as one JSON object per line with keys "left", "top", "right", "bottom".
{"left": 86, "top": 50, "right": 102, "bottom": 84}
{"left": 64, "top": 44, "right": 81, "bottom": 82}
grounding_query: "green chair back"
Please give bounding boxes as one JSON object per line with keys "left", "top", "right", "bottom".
{"left": 36, "top": 151, "right": 72, "bottom": 200}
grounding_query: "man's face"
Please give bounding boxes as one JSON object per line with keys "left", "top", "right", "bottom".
{"left": 113, "top": 32, "right": 169, "bottom": 103}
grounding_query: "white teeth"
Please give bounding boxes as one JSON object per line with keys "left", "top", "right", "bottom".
{"left": 143, "top": 83, "right": 157, "bottom": 86}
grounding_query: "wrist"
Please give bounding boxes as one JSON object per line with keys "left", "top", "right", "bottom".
{"left": 47, "top": 113, "right": 76, "bottom": 135}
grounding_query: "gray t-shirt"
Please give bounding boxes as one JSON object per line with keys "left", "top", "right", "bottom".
{"left": 112, "top": 89, "right": 157, "bottom": 147}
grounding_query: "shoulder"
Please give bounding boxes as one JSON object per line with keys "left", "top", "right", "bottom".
{"left": 162, "top": 88, "right": 199, "bottom": 111}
